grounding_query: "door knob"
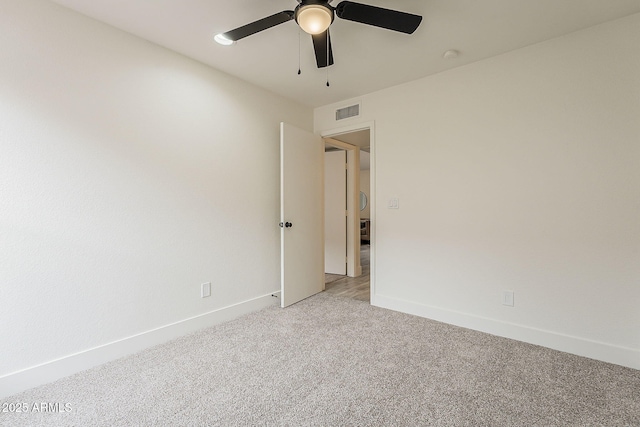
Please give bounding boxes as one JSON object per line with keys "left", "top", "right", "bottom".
{"left": 279, "top": 222, "right": 293, "bottom": 228}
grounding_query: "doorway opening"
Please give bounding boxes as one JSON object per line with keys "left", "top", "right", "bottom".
{"left": 322, "top": 126, "right": 373, "bottom": 303}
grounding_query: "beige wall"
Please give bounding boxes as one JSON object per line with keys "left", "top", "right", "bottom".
{"left": 315, "top": 14, "right": 640, "bottom": 368}
{"left": 0, "top": 0, "right": 312, "bottom": 379}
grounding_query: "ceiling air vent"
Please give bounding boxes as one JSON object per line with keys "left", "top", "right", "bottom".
{"left": 336, "top": 103, "right": 360, "bottom": 121}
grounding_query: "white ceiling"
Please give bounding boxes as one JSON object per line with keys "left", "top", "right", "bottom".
{"left": 50, "top": 0, "right": 640, "bottom": 108}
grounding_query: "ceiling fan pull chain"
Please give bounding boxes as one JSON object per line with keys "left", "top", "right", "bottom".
{"left": 298, "top": 29, "right": 302, "bottom": 75}
{"left": 326, "top": 32, "right": 330, "bottom": 87}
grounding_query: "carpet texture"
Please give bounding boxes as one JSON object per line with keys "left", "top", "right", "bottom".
{"left": 2, "top": 293, "right": 639, "bottom": 426}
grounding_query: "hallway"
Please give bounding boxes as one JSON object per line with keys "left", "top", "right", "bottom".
{"left": 324, "top": 243, "right": 370, "bottom": 302}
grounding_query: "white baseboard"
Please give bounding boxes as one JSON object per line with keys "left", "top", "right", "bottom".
{"left": 374, "top": 294, "right": 640, "bottom": 371}
{"left": 0, "top": 292, "right": 279, "bottom": 399}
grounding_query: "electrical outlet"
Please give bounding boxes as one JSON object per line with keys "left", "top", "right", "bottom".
{"left": 201, "top": 282, "right": 211, "bottom": 298}
{"left": 502, "top": 290, "right": 514, "bottom": 307}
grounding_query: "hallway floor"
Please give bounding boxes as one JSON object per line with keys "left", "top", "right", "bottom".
{"left": 324, "top": 243, "right": 370, "bottom": 302}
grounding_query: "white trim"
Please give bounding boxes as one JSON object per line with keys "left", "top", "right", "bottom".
{"left": 320, "top": 122, "right": 372, "bottom": 140}
{"left": 374, "top": 294, "right": 640, "bottom": 370}
{"left": 347, "top": 148, "right": 363, "bottom": 277}
{"left": 368, "top": 124, "right": 375, "bottom": 302}
{"left": 0, "top": 293, "right": 279, "bottom": 398}
{"left": 320, "top": 121, "right": 375, "bottom": 302}
{"left": 324, "top": 137, "right": 362, "bottom": 277}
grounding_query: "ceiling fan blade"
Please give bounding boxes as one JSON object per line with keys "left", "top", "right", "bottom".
{"left": 221, "top": 11, "right": 294, "bottom": 41}
{"left": 312, "top": 29, "right": 334, "bottom": 68}
{"left": 335, "top": 1, "right": 422, "bottom": 34}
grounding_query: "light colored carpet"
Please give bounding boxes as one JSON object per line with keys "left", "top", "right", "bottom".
{"left": 2, "top": 293, "right": 639, "bottom": 426}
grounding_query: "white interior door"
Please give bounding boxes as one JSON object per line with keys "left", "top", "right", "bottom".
{"left": 280, "top": 122, "right": 324, "bottom": 308}
{"left": 324, "top": 150, "right": 347, "bottom": 275}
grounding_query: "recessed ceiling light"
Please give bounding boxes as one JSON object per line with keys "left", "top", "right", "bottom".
{"left": 214, "top": 33, "right": 234, "bottom": 46}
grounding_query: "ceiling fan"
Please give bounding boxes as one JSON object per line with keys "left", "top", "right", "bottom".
{"left": 214, "top": 0, "right": 422, "bottom": 68}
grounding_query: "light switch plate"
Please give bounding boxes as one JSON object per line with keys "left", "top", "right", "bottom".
{"left": 201, "top": 282, "right": 211, "bottom": 298}
{"left": 388, "top": 198, "right": 399, "bottom": 209}
{"left": 502, "top": 290, "right": 514, "bottom": 306}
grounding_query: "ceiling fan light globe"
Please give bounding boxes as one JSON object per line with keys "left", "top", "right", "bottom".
{"left": 297, "top": 5, "right": 333, "bottom": 35}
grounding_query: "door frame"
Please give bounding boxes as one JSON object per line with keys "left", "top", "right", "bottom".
{"left": 324, "top": 138, "right": 361, "bottom": 277}
{"left": 320, "top": 121, "right": 375, "bottom": 302}
{"left": 323, "top": 149, "right": 348, "bottom": 275}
